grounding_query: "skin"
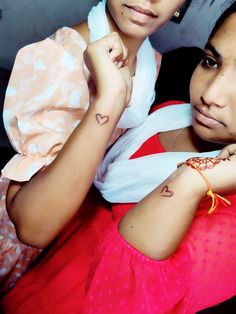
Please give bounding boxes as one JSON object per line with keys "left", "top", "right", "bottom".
{"left": 7, "top": 33, "right": 131, "bottom": 248}
{"left": 159, "top": 13, "right": 236, "bottom": 153}
{"left": 76, "top": 0, "right": 185, "bottom": 74}
{"left": 6, "top": 2, "right": 236, "bottom": 262}
{"left": 190, "top": 13, "right": 236, "bottom": 145}
{"left": 6, "top": 1, "right": 185, "bottom": 248}
{"left": 7, "top": 2, "right": 236, "bottom": 262}
{"left": 106, "top": 0, "right": 185, "bottom": 42}
{"left": 119, "top": 13, "right": 236, "bottom": 260}
{"left": 107, "top": 0, "right": 185, "bottom": 72}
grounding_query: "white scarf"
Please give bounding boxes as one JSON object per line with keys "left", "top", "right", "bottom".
{"left": 87, "top": 0, "right": 157, "bottom": 128}
{"left": 94, "top": 104, "right": 220, "bottom": 203}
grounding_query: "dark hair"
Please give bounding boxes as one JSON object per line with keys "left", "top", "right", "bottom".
{"left": 209, "top": 1, "right": 236, "bottom": 40}
{"left": 153, "top": 46, "right": 203, "bottom": 104}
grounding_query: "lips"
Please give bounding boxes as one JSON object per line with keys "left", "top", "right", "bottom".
{"left": 194, "top": 107, "right": 225, "bottom": 128}
{"left": 125, "top": 5, "right": 157, "bottom": 18}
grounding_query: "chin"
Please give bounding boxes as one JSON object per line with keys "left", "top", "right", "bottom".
{"left": 127, "top": 29, "right": 155, "bottom": 41}
{"left": 193, "top": 123, "right": 218, "bottom": 143}
{"left": 118, "top": 19, "right": 159, "bottom": 39}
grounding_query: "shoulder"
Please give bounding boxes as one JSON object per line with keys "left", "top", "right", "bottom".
{"left": 15, "top": 25, "right": 88, "bottom": 62}
{"left": 50, "top": 26, "right": 88, "bottom": 52}
{"left": 72, "top": 21, "right": 90, "bottom": 45}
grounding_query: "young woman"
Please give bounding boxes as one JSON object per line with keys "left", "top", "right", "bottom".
{"left": 0, "top": 0, "right": 186, "bottom": 292}
{"left": 2, "top": 2, "right": 236, "bottom": 313}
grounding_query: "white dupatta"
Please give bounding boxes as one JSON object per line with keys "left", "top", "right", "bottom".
{"left": 94, "top": 104, "right": 220, "bottom": 203}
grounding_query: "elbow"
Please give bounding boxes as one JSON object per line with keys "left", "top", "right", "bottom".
{"left": 8, "top": 208, "right": 51, "bottom": 249}
{"left": 14, "top": 224, "right": 50, "bottom": 249}
{"left": 6, "top": 182, "right": 54, "bottom": 248}
{"left": 7, "top": 205, "right": 53, "bottom": 249}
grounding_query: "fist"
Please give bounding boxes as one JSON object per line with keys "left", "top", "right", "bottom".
{"left": 84, "top": 32, "right": 132, "bottom": 106}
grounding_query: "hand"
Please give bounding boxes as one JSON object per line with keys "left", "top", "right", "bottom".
{"left": 179, "top": 155, "right": 236, "bottom": 195}
{"left": 217, "top": 144, "right": 236, "bottom": 159}
{"left": 84, "top": 32, "right": 132, "bottom": 107}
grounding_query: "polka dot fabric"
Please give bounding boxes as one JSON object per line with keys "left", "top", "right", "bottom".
{"left": 181, "top": 204, "right": 236, "bottom": 312}
{"left": 0, "top": 177, "right": 40, "bottom": 293}
{"left": 2, "top": 114, "right": 236, "bottom": 312}
{"left": 82, "top": 220, "right": 191, "bottom": 314}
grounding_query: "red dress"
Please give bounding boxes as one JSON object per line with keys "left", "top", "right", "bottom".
{"left": 2, "top": 102, "right": 236, "bottom": 314}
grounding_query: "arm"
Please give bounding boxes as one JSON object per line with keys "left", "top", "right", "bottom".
{"left": 119, "top": 155, "right": 236, "bottom": 260}
{"left": 6, "top": 33, "right": 131, "bottom": 248}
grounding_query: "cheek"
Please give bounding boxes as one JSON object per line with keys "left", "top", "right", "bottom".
{"left": 189, "top": 76, "right": 198, "bottom": 103}
{"left": 106, "top": 1, "right": 120, "bottom": 20}
{"left": 228, "top": 109, "right": 236, "bottom": 135}
{"left": 189, "top": 68, "right": 204, "bottom": 103}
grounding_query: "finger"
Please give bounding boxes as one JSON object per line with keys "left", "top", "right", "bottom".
{"left": 217, "top": 144, "right": 236, "bottom": 158}
{"left": 217, "top": 147, "right": 231, "bottom": 158}
{"left": 108, "top": 33, "right": 128, "bottom": 62}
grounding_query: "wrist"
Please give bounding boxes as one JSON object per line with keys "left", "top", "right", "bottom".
{"left": 91, "top": 95, "right": 126, "bottom": 118}
{"left": 95, "top": 91, "right": 127, "bottom": 109}
{"left": 175, "top": 164, "right": 208, "bottom": 200}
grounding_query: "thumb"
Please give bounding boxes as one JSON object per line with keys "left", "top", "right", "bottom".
{"left": 217, "top": 144, "right": 236, "bottom": 158}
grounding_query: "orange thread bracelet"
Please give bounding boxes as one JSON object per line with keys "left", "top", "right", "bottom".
{"left": 178, "top": 160, "right": 231, "bottom": 214}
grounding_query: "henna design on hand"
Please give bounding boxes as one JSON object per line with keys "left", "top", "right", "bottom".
{"left": 96, "top": 113, "right": 109, "bottom": 125}
{"left": 161, "top": 185, "right": 174, "bottom": 198}
{"left": 184, "top": 157, "right": 229, "bottom": 171}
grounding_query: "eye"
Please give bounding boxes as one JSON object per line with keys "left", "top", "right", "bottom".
{"left": 201, "top": 55, "right": 219, "bottom": 69}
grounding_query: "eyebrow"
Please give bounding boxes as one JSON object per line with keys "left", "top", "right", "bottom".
{"left": 204, "top": 42, "right": 222, "bottom": 61}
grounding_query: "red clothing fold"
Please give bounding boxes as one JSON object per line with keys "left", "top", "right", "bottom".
{"left": 3, "top": 102, "right": 236, "bottom": 313}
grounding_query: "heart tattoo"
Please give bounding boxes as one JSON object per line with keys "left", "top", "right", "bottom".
{"left": 96, "top": 113, "right": 109, "bottom": 126}
{"left": 161, "top": 185, "right": 174, "bottom": 198}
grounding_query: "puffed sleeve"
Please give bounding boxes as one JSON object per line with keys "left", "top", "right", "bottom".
{"left": 1, "top": 27, "right": 91, "bottom": 181}
{"left": 82, "top": 220, "right": 191, "bottom": 314}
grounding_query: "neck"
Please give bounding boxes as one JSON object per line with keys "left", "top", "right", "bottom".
{"left": 188, "top": 127, "right": 224, "bottom": 153}
{"left": 106, "top": 7, "right": 145, "bottom": 75}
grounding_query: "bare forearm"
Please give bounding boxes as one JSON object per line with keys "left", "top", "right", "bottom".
{"left": 7, "top": 96, "right": 124, "bottom": 247}
{"left": 119, "top": 166, "right": 206, "bottom": 260}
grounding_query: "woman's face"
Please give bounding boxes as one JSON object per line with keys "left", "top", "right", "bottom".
{"left": 106, "top": 0, "right": 185, "bottom": 40}
{"left": 190, "top": 13, "right": 236, "bottom": 145}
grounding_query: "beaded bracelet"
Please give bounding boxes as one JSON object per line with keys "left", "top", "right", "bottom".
{"left": 177, "top": 157, "right": 231, "bottom": 214}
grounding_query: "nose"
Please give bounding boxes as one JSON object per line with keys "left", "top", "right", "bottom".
{"left": 201, "top": 72, "right": 232, "bottom": 109}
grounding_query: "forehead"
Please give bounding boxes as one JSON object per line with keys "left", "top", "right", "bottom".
{"left": 210, "top": 14, "right": 236, "bottom": 58}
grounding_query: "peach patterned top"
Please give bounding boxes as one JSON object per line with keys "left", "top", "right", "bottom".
{"left": 0, "top": 26, "right": 161, "bottom": 292}
{"left": 2, "top": 27, "right": 161, "bottom": 182}
{"left": 2, "top": 27, "right": 93, "bottom": 181}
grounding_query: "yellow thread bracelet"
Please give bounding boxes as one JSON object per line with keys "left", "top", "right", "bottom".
{"left": 178, "top": 160, "right": 231, "bottom": 214}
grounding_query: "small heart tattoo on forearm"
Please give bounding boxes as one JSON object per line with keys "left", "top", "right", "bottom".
{"left": 96, "top": 113, "right": 109, "bottom": 125}
{"left": 160, "top": 185, "right": 174, "bottom": 198}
